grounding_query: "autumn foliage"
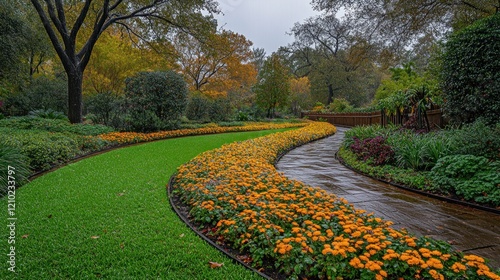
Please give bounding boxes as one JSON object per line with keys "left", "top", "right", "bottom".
{"left": 172, "top": 122, "right": 500, "bottom": 279}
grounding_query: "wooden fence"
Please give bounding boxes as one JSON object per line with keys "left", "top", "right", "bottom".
{"left": 301, "top": 109, "right": 446, "bottom": 128}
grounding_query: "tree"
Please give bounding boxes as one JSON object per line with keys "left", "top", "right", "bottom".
{"left": 441, "top": 13, "right": 500, "bottom": 125}
{"left": 83, "top": 27, "right": 176, "bottom": 95}
{"left": 311, "top": 0, "right": 499, "bottom": 54}
{"left": 284, "top": 14, "right": 379, "bottom": 106}
{"left": 252, "top": 47, "right": 267, "bottom": 73}
{"left": 175, "top": 30, "right": 256, "bottom": 98}
{"left": 254, "top": 54, "right": 291, "bottom": 118}
{"left": 30, "top": 0, "right": 218, "bottom": 123}
{"left": 124, "top": 71, "right": 187, "bottom": 132}
{"left": 289, "top": 76, "right": 312, "bottom": 116}
{"left": 1, "top": 0, "right": 53, "bottom": 84}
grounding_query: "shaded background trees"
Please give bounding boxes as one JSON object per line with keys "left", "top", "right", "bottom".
{"left": 254, "top": 54, "right": 291, "bottom": 118}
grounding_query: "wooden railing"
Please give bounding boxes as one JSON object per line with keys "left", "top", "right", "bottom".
{"left": 301, "top": 109, "right": 446, "bottom": 128}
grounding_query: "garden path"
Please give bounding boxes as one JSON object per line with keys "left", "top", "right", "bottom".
{"left": 277, "top": 126, "right": 500, "bottom": 269}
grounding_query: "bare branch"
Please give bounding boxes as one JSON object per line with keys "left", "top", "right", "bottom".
{"left": 70, "top": 0, "right": 93, "bottom": 41}
{"left": 30, "top": 0, "right": 71, "bottom": 68}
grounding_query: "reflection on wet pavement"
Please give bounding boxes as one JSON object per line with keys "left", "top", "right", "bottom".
{"left": 277, "top": 126, "right": 500, "bottom": 269}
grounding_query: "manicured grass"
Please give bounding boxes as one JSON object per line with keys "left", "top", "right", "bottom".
{"left": 0, "top": 129, "right": 290, "bottom": 279}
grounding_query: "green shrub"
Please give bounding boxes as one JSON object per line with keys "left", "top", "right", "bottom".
{"left": 429, "top": 155, "right": 500, "bottom": 206}
{"left": 236, "top": 111, "right": 251, "bottom": 121}
{"left": 0, "top": 128, "right": 81, "bottom": 171}
{"left": 0, "top": 116, "right": 114, "bottom": 136}
{"left": 328, "top": 98, "right": 353, "bottom": 112}
{"left": 390, "top": 132, "right": 430, "bottom": 171}
{"left": 186, "top": 94, "right": 232, "bottom": 123}
{"left": 218, "top": 121, "right": 245, "bottom": 127}
{"left": 185, "top": 94, "right": 211, "bottom": 122}
{"left": 343, "top": 124, "right": 398, "bottom": 148}
{"left": 29, "top": 109, "right": 68, "bottom": 120}
{"left": 0, "top": 145, "right": 31, "bottom": 195}
{"left": 444, "top": 120, "right": 500, "bottom": 161}
{"left": 179, "top": 123, "right": 206, "bottom": 129}
{"left": 338, "top": 146, "right": 429, "bottom": 190}
{"left": 2, "top": 76, "right": 67, "bottom": 116}
{"left": 235, "top": 105, "right": 266, "bottom": 121}
{"left": 425, "top": 134, "right": 453, "bottom": 168}
{"left": 124, "top": 71, "right": 187, "bottom": 132}
{"left": 209, "top": 97, "right": 232, "bottom": 122}
{"left": 441, "top": 13, "right": 500, "bottom": 125}
{"left": 84, "top": 91, "right": 124, "bottom": 127}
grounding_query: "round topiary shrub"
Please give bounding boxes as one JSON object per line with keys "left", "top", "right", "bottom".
{"left": 441, "top": 13, "right": 500, "bottom": 125}
{"left": 124, "top": 71, "right": 187, "bottom": 132}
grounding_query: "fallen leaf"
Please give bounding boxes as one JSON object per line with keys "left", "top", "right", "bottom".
{"left": 120, "top": 243, "right": 125, "bottom": 249}
{"left": 91, "top": 236, "right": 100, "bottom": 239}
{"left": 208, "top": 261, "right": 223, "bottom": 269}
{"left": 237, "top": 255, "right": 252, "bottom": 263}
{"left": 117, "top": 193, "right": 125, "bottom": 197}
{"left": 179, "top": 233, "right": 185, "bottom": 238}
{"left": 22, "top": 234, "right": 29, "bottom": 239}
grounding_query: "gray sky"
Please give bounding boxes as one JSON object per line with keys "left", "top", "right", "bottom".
{"left": 215, "top": 0, "right": 321, "bottom": 54}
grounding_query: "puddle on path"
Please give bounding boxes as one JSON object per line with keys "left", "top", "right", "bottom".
{"left": 276, "top": 126, "right": 500, "bottom": 269}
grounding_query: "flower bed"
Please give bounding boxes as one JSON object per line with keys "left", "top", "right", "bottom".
{"left": 98, "top": 122, "right": 307, "bottom": 145}
{"left": 172, "top": 122, "right": 500, "bottom": 279}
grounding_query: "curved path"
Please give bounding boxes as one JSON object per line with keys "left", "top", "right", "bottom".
{"left": 277, "top": 126, "right": 500, "bottom": 269}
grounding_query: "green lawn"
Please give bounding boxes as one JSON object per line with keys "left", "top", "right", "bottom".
{"left": 0, "top": 130, "right": 289, "bottom": 279}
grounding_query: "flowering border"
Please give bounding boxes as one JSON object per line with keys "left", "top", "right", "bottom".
{"left": 97, "top": 122, "right": 307, "bottom": 145}
{"left": 171, "top": 122, "right": 500, "bottom": 279}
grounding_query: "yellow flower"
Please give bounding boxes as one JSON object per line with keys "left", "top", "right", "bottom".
{"left": 451, "top": 262, "right": 466, "bottom": 273}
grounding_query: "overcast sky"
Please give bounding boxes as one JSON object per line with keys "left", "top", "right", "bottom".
{"left": 215, "top": 0, "right": 321, "bottom": 55}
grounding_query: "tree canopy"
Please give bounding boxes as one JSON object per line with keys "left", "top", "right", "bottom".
{"left": 175, "top": 30, "right": 256, "bottom": 98}
{"left": 254, "top": 54, "right": 291, "bottom": 118}
{"left": 30, "top": 0, "right": 219, "bottom": 123}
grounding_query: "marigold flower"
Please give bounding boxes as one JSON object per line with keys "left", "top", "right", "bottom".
{"left": 451, "top": 262, "right": 466, "bottom": 273}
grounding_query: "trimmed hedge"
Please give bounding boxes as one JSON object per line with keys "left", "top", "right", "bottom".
{"left": 441, "top": 13, "right": 500, "bottom": 125}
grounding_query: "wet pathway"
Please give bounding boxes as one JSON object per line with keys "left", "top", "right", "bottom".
{"left": 277, "top": 127, "right": 500, "bottom": 269}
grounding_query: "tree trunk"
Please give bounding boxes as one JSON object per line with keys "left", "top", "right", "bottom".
{"left": 327, "top": 84, "right": 334, "bottom": 105}
{"left": 67, "top": 70, "right": 84, "bottom": 124}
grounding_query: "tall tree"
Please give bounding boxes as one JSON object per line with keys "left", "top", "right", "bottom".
{"left": 289, "top": 76, "right": 312, "bottom": 115}
{"left": 0, "top": 0, "right": 28, "bottom": 82}
{"left": 1, "top": 0, "right": 53, "bottom": 84}
{"left": 29, "top": 0, "right": 218, "bottom": 123}
{"left": 284, "top": 15, "right": 378, "bottom": 106}
{"left": 251, "top": 47, "right": 266, "bottom": 73}
{"left": 175, "top": 30, "right": 256, "bottom": 97}
{"left": 83, "top": 27, "right": 176, "bottom": 95}
{"left": 311, "top": 0, "right": 499, "bottom": 53}
{"left": 254, "top": 54, "right": 291, "bottom": 118}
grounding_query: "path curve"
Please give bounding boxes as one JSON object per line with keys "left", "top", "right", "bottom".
{"left": 276, "top": 126, "right": 500, "bottom": 269}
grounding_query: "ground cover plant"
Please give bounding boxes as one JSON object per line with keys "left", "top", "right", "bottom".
{"left": 338, "top": 122, "right": 500, "bottom": 207}
{"left": 0, "top": 129, "right": 295, "bottom": 279}
{"left": 173, "top": 122, "right": 500, "bottom": 279}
